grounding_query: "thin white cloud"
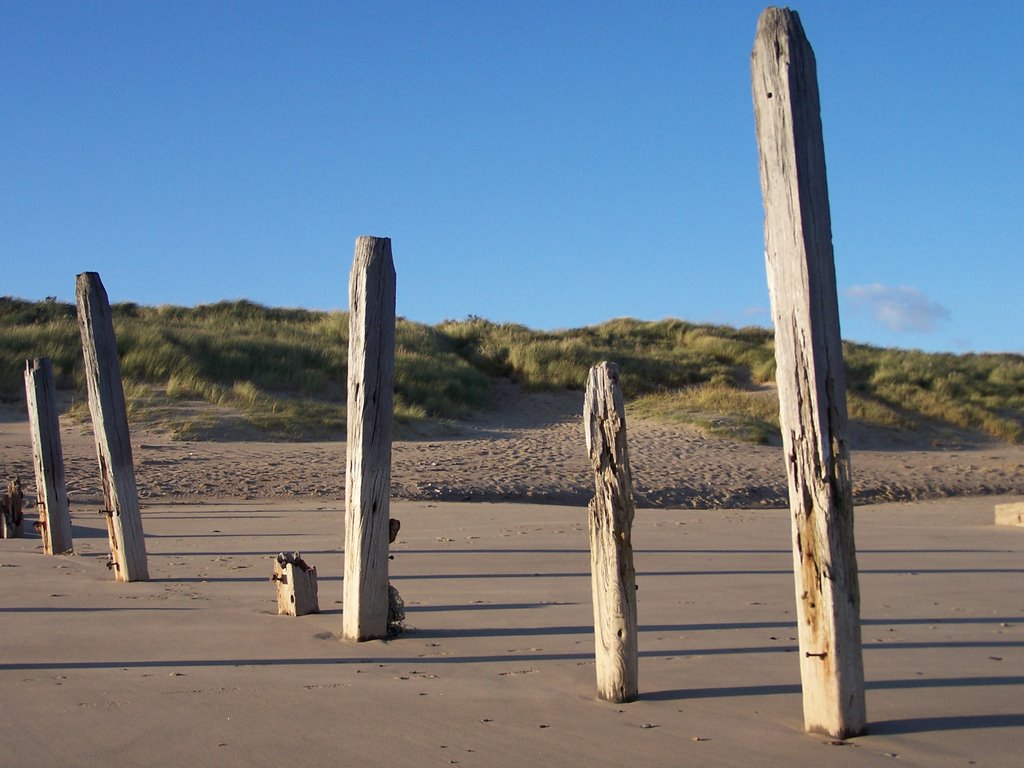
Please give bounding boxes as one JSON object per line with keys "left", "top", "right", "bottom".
{"left": 844, "top": 283, "right": 950, "bottom": 333}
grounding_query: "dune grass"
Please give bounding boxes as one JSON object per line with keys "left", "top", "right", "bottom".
{"left": 843, "top": 344, "right": 1024, "bottom": 443}
{"left": 2, "top": 296, "right": 1022, "bottom": 443}
{"left": 629, "top": 383, "right": 781, "bottom": 444}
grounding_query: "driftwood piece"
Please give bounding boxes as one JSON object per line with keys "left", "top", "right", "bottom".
{"left": 76, "top": 272, "right": 149, "bottom": 581}
{"left": 343, "top": 236, "right": 397, "bottom": 641}
{"left": 584, "top": 362, "right": 638, "bottom": 703}
{"left": 752, "top": 7, "right": 866, "bottom": 738}
{"left": 24, "top": 358, "right": 74, "bottom": 554}
{"left": 272, "top": 552, "right": 320, "bottom": 616}
{"left": 2, "top": 478, "right": 24, "bottom": 539}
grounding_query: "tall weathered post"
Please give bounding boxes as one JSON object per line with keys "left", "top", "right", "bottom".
{"left": 342, "top": 237, "right": 396, "bottom": 641}
{"left": 24, "top": 357, "right": 74, "bottom": 555}
{"left": 751, "top": 7, "right": 866, "bottom": 738}
{"left": 76, "top": 272, "right": 149, "bottom": 582}
{"left": 584, "top": 361, "right": 638, "bottom": 703}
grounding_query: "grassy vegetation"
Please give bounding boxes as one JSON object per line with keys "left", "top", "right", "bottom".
{"left": 2, "top": 296, "right": 1022, "bottom": 443}
{"left": 630, "top": 383, "right": 781, "bottom": 444}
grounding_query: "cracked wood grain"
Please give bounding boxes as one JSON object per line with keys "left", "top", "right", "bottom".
{"left": 343, "top": 236, "right": 396, "bottom": 641}
{"left": 584, "top": 361, "right": 638, "bottom": 703}
{"left": 752, "top": 6, "right": 865, "bottom": 738}
{"left": 24, "top": 357, "right": 73, "bottom": 555}
{"left": 76, "top": 272, "right": 148, "bottom": 582}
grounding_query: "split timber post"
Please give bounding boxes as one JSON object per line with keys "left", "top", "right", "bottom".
{"left": 751, "top": 7, "right": 866, "bottom": 738}
{"left": 584, "top": 361, "right": 638, "bottom": 703}
{"left": 76, "top": 272, "right": 149, "bottom": 582}
{"left": 24, "top": 357, "right": 74, "bottom": 555}
{"left": 272, "top": 552, "right": 320, "bottom": 617}
{"left": 342, "top": 236, "right": 396, "bottom": 642}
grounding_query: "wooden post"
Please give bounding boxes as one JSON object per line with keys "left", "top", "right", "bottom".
{"left": 752, "top": 7, "right": 866, "bottom": 738}
{"left": 584, "top": 361, "right": 638, "bottom": 703}
{"left": 342, "top": 236, "right": 396, "bottom": 641}
{"left": 272, "top": 552, "right": 320, "bottom": 616}
{"left": 76, "top": 272, "right": 149, "bottom": 582}
{"left": 24, "top": 358, "right": 74, "bottom": 554}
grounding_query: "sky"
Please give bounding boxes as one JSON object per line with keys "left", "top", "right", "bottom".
{"left": 2, "top": 1, "right": 1022, "bottom": 354}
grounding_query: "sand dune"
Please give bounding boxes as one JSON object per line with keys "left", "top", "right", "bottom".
{"left": 2, "top": 387, "right": 1023, "bottom": 509}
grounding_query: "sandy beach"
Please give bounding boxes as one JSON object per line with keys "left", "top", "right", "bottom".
{"left": 1, "top": 393, "right": 1023, "bottom": 767}
{"left": 2, "top": 385, "right": 1023, "bottom": 509}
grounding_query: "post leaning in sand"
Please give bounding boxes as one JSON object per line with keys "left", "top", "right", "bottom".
{"left": 343, "top": 236, "right": 397, "bottom": 641}
{"left": 24, "top": 357, "right": 73, "bottom": 555}
{"left": 584, "top": 362, "right": 639, "bottom": 703}
{"left": 751, "top": 7, "right": 866, "bottom": 738}
{"left": 76, "top": 272, "right": 149, "bottom": 582}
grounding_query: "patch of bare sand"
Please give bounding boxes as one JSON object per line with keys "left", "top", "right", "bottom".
{"left": 1, "top": 383, "right": 1021, "bottom": 508}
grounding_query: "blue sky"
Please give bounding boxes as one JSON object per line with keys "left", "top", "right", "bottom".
{"left": 2, "top": 1, "right": 1021, "bottom": 354}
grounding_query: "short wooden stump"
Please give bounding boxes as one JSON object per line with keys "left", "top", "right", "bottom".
{"left": 995, "top": 502, "right": 1024, "bottom": 527}
{"left": 271, "top": 552, "right": 319, "bottom": 616}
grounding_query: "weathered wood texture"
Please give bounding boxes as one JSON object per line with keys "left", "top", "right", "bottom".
{"left": 24, "top": 358, "right": 73, "bottom": 554}
{"left": 76, "top": 272, "right": 149, "bottom": 582}
{"left": 995, "top": 502, "right": 1024, "bottom": 527}
{"left": 584, "top": 362, "right": 638, "bottom": 703}
{"left": 752, "top": 7, "right": 866, "bottom": 738}
{"left": 272, "top": 552, "right": 320, "bottom": 617}
{"left": 343, "top": 236, "right": 397, "bottom": 641}
{"left": 2, "top": 478, "right": 24, "bottom": 539}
